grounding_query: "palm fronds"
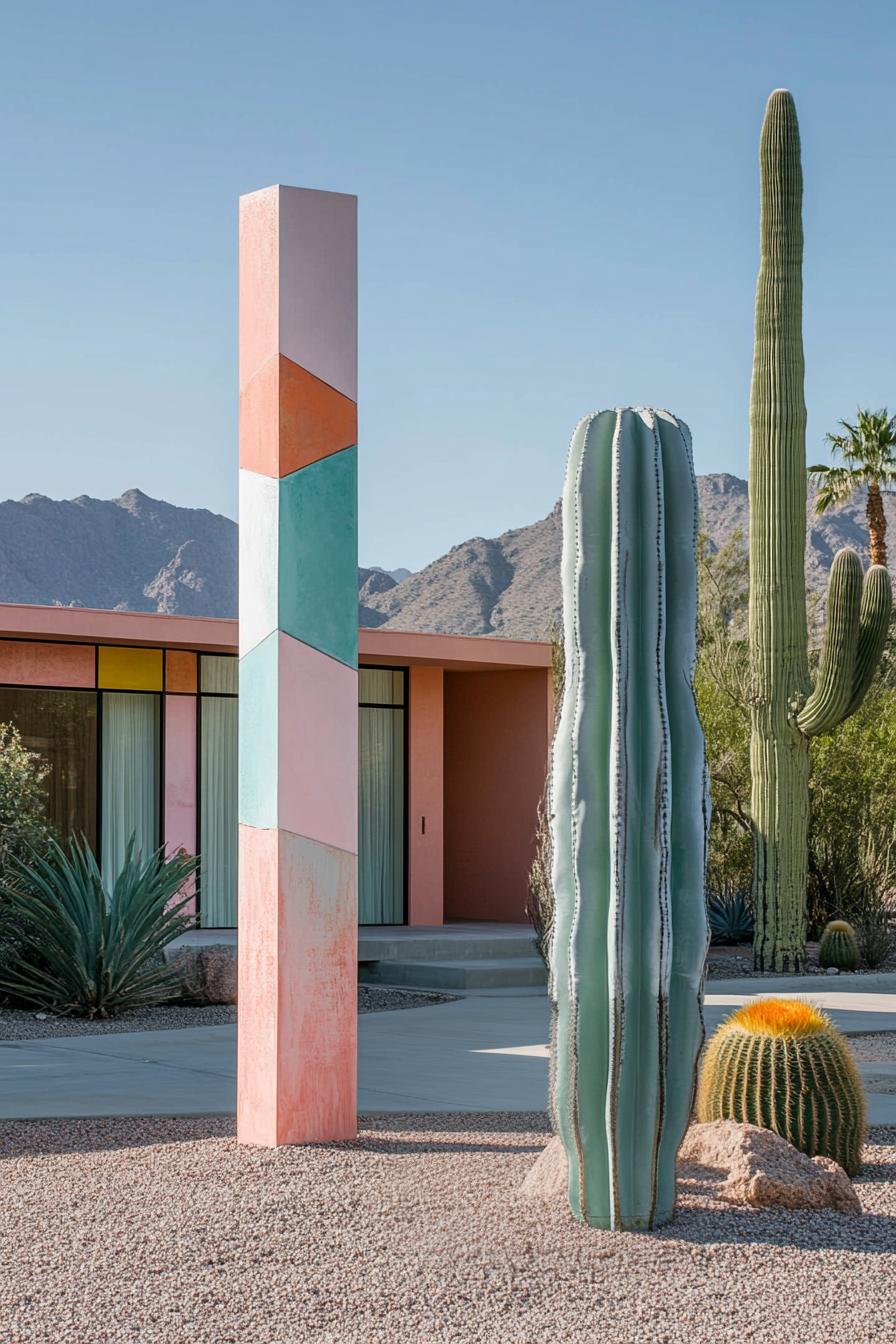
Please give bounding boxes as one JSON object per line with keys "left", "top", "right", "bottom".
{"left": 811, "top": 407, "right": 896, "bottom": 514}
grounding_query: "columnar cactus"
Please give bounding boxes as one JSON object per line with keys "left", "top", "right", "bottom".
{"left": 550, "top": 407, "right": 710, "bottom": 1231}
{"left": 819, "top": 920, "right": 860, "bottom": 972}
{"left": 697, "top": 998, "right": 866, "bottom": 1175}
{"left": 748, "top": 90, "right": 892, "bottom": 972}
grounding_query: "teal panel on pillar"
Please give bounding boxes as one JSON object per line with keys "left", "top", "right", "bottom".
{"left": 239, "top": 631, "right": 279, "bottom": 828}
{"left": 278, "top": 446, "right": 358, "bottom": 668}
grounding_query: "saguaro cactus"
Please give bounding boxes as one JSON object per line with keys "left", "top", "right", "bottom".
{"left": 748, "top": 90, "right": 892, "bottom": 973}
{"left": 550, "top": 407, "right": 710, "bottom": 1231}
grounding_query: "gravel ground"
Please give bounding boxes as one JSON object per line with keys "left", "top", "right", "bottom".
{"left": 0, "top": 1113, "right": 893, "bottom": 1344}
{"left": 357, "top": 985, "right": 459, "bottom": 1014}
{"left": 0, "top": 1002, "right": 238, "bottom": 1040}
{"left": 849, "top": 1032, "right": 896, "bottom": 1062}
{"left": 705, "top": 942, "right": 896, "bottom": 978}
{"left": 0, "top": 986, "right": 457, "bottom": 1041}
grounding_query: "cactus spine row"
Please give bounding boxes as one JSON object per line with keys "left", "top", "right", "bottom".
{"left": 748, "top": 90, "right": 893, "bottom": 973}
{"left": 698, "top": 998, "right": 865, "bottom": 1175}
{"left": 550, "top": 407, "right": 710, "bottom": 1231}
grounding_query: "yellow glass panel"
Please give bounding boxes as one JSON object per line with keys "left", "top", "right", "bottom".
{"left": 98, "top": 646, "right": 163, "bottom": 692}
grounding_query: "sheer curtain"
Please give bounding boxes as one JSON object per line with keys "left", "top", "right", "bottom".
{"left": 358, "top": 706, "right": 404, "bottom": 924}
{"left": 200, "top": 696, "right": 238, "bottom": 926}
{"left": 101, "top": 693, "right": 160, "bottom": 883}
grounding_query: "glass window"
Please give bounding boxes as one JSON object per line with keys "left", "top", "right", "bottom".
{"left": 359, "top": 668, "right": 404, "bottom": 706}
{"left": 201, "top": 656, "right": 238, "bottom": 695}
{"left": 101, "top": 693, "right": 160, "bottom": 881}
{"left": 0, "top": 688, "right": 98, "bottom": 847}
{"left": 358, "top": 667, "right": 406, "bottom": 925}
{"left": 199, "top": 696, "right": 238, "bottom": 927}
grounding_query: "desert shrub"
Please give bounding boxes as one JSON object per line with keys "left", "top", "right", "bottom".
{"left": 706, "top": 887, "right": 754, "bottom": 945}
{"left": 0, "top": 722, "right": 54, "bottom": 877}
{"left": 809, "top": 673, "right": 896, "bottom": 959}
{"left": 526, "top": 633, "right": 564, "bottom": 970}
{"left": 0, "top": 834, "right": 198, "bottom": 1017}
{"left": 0, "top": 723, "right": 56, "bottom": 971}
{"left": 526, "top": 796, "right": 553, "bottom": 968}
{"left": 695, "top": 533, "right": 753, "bottom": 896}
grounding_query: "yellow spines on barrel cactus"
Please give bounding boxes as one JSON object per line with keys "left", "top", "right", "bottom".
{"left": 748, "top": 90, "right": 893, "bottom": 973}
{"left": 819, "top": 920, "right": 860, "bottom": 972}
{"left": 697, "top": 997, "right": 866, "bottom": 1175}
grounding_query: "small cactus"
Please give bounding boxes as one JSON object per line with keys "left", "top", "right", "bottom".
{"left": 819, "top": 919, "right": 860, "bottom": 972}
{"left": 698, "top": 998, "right": 865, "bottom": 1175}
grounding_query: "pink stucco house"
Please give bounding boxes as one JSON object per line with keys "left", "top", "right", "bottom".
{"left": 0, "top": 603, "right": 552, "bottom": 928}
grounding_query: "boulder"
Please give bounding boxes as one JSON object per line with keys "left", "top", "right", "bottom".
{"left": 523, "top": 1122, "right": 862, "bottom": 1216}
{"left": 164, "top": 943, "right": 237, "bottom": 1005}
{"left": 679, "top": 1120, "right": 861, "bottom": 1214}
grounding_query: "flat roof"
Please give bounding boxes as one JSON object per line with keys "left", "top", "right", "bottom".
{"left": 0, "top": 603, "right": 551, "bottom": 671}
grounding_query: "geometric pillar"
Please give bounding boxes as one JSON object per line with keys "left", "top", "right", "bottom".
{"left": 237, "top": 185, "right": 358, "bottom": 1145}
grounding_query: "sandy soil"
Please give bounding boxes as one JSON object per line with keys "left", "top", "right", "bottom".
{"left": 0, "top": 1113, "right": 893, "bottom": 1344}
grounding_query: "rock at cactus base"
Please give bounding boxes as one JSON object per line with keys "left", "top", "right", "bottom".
{"left": 679, "top": 1121, "right": 861, "bottom": 1215}
{"left": 164, "top": 943, "right": 237, "bottom": 1005}
{"left": 524, "top": 1124, "right": 861, "bottom": 1217}
{"left": 521, "top": 1135, "right": 569, "bottom": 1204}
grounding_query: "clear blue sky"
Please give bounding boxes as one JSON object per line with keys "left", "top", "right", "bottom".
{"left": 2, "top": 1, "right": 895, "bottom": 570}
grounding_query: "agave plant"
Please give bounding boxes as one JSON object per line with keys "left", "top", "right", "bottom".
{"left": 706, "top": 888, "right": 754, "bottom": 945}
{"left": 0, "top": 835, "right": 198, "bottom": 1018}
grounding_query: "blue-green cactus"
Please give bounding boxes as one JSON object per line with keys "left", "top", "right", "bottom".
{"left": 549, "top": 407, "right": 710, "bottom": 1230}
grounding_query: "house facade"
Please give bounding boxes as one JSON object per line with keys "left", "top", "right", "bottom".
{"left": 0, "top": 603, "right": 552, "bottom": 927}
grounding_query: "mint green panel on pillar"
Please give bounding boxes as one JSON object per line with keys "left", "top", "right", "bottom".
{"left": 238, "top": 632, "right": 279, "bottom": 829}
{"left": 278, "top": 447, "right": 358, "bottom": 669}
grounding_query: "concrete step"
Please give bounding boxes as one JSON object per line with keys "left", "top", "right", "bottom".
{"left": 359, "top": 956, "right": 547, "bottom": 990}
{"left": 358, "top": 931, "right": 538, "bottom": 963}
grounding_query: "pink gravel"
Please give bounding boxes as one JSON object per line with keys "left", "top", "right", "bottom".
{"left": 1, "top": 1114, "right": 894, "bottom": 1344}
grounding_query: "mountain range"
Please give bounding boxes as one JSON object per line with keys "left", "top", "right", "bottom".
{"left": 0, "top": 477, "right": 891, "bottom": 640}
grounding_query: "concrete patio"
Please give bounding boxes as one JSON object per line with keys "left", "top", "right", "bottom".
{"left": 1, "top": 973, "right": 895, "bottom": 1123}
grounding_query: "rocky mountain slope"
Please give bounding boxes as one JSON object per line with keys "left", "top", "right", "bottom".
{"left": 361, "top": 474, "right": 896, "bottom": 639}
{"left": 0, "top": 490, "right": 237, "bottom": 617}
{"left": 0, "top": 478, "right": 891, "bottom": 637}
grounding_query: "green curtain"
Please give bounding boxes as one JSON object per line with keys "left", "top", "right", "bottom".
{"left": 358, "top": 705, "right": 404, "bottom": 924}
{"left": 200, "top": 696, "right": 238, "bottom": 926}
{"left": 101, "top": 693, "right": 160, "bottom": 883}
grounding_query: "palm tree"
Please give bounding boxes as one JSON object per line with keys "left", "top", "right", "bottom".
{"left": 809, "top": 408, "right": 896, "bottom": 568}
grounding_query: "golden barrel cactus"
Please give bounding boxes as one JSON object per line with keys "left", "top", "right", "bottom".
{"left": 697, "top": 998, "right": 865, "bottom": 1175}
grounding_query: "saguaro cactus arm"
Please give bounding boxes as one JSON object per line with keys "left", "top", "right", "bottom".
{"left": 845, "top": 563, "right": 893, "bottom": 718}
{"left": 797, "top": 552, "right": 892, "bottom": 735}
{"left": 550, "top": 406, "right": 709, "bottom": 1232}
{"left": 796, "top": 548, "right": 862, "bottom": 736}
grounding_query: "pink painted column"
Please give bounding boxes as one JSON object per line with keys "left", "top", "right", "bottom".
{"left": 408, "top": 665, "right": 444, "bottom": 925}
{"left": 238, "top": 185, "right": 358, "bottom": 1146}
